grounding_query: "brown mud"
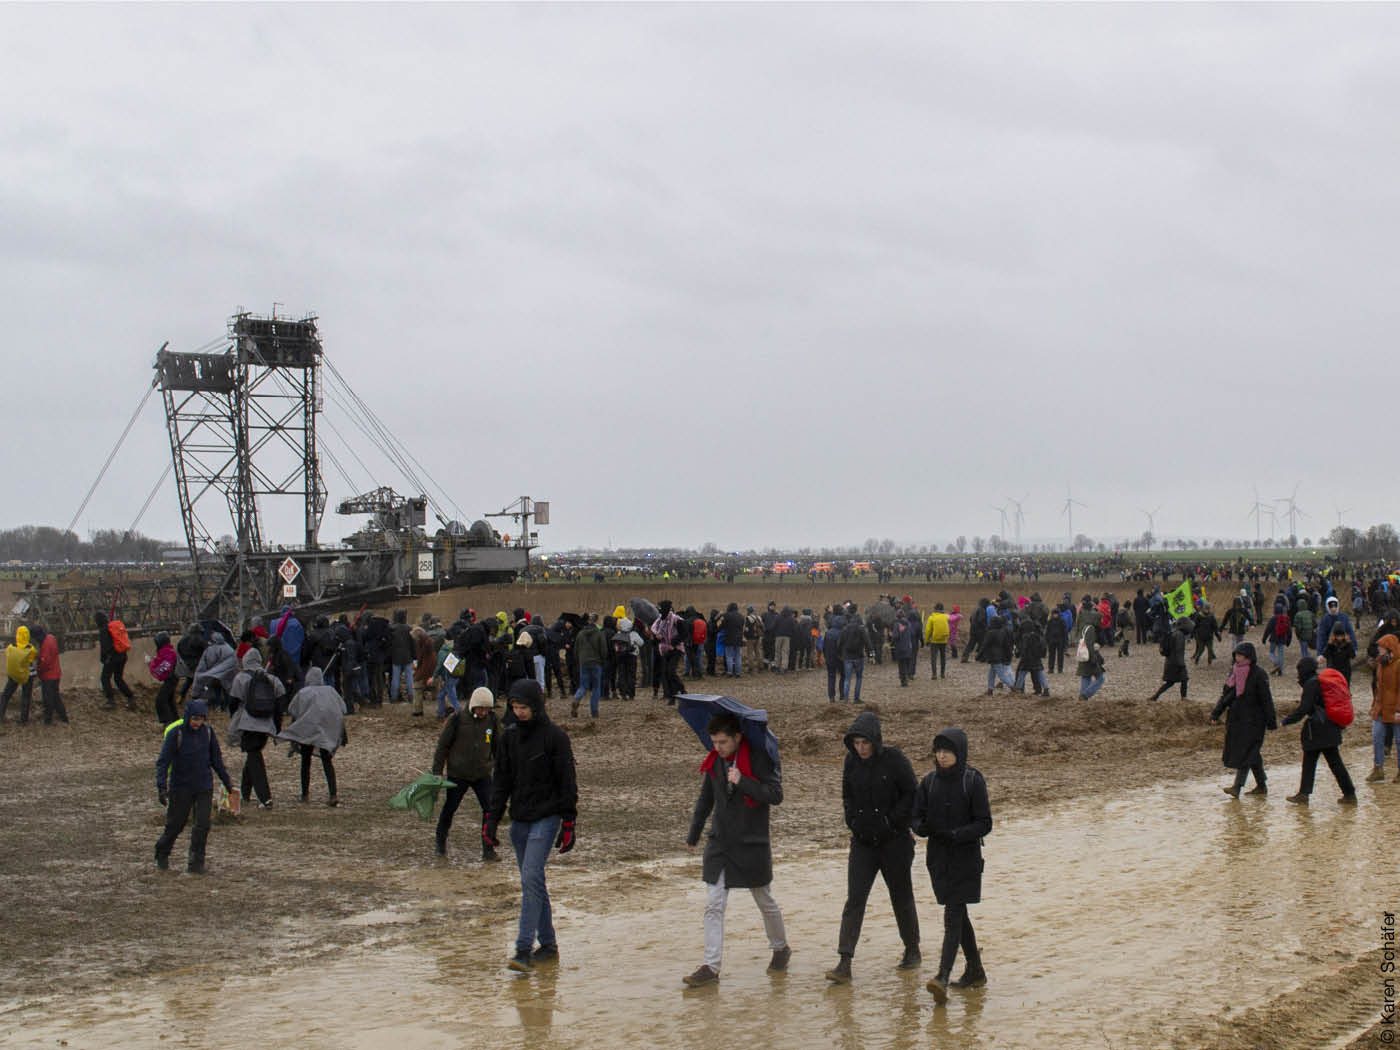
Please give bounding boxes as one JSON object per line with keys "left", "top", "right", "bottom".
{"left": 1, "top": 579, "right": 1391, "bottom": 1049}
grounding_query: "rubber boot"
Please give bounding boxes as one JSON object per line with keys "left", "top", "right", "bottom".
{"left": 825, "top": 954, "right": 852, "bottom": 984}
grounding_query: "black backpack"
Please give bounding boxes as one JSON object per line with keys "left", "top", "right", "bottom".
{"left": 245, "top": 670, "right": 278, "bottom": 718}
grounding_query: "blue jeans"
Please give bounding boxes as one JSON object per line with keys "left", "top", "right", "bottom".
{"left": 1268, "top": 641, "right": 1286, "bottom": 671}
{"left": 510, "top": 815, "right": 561, "bottom": 954}
{"left": 1080, "top": 672, "right": 1105, "bottom": 699}
{"left": 1298, "top": 640, "right": 1312, "bottom": 661}
{"left": 390, "top": 663, "right": 414, "bottom": 701}
{"left": 437, "top": 677, "right": 459, "bottom": 718}
{"left": 725, "top": 646, "right": 741, "bottom": 676}
{"left": 987, "top": 663, "right": 1015, "bottom": 690}
{"left": 1014, "top": 668, "right": 1048, "bottom": 693}
{"left": 575, "top": 665, "right": 603, "bottom": 716}
{"left": 1373, "top": 720, "right": 1400, "bottom": 769}
{"left": 843, "top": 658, "right": 864, "bottom": 702}
{"left": 533, "top": 654, "right": 546, "bottom": 691}
{"left": 827, "top": 663, "right": 845, "bottom": 700}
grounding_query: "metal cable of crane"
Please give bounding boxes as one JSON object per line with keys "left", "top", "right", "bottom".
{"left": 68, "top": 377, "right": 160, "bottom": 535}
{"left": 320, "top": 371, "right": 442, "bottom": 514}
{"left": 125, "top": 461, "right": 173, "bottom": 538}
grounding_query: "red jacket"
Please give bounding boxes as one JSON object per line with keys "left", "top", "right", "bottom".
{"left": 37, "top": 633, "right": 61, "bottom": 681}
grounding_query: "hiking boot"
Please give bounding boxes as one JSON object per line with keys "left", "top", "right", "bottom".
{"left": 897, "top": 947, "right": 921, "bottom": 970}
{"left": 300, "top": 793, "right": 310, "bottom": 804}
{"left": 1286, "top": 792, "right": 1309, "bottom": 806}
{"left": 531, "top": 944, "right": 559, "bottom": 964}
{"left": 926, "top": 973, "right": 949, "bottom": 1004}
{"left": 682, "top": 964, "right": 718, "bottom": 987}
{"left": 1367, "top": 765, "right": 1386, "bottom": 783}
{"left": 570, "top": 699, "right": 579, "bottom": 717}
{"left": 1222, "top": 785, "right": 1241, "bottom": 799}
{"left": 507, "top": 951, "right": 534, "bottom": 973}
{"left": 984, "top": 689, "right": 993, "bottom": 696}
{"left": 186, "top": 862, "right": 206, "bottom": 875}
{"left": 1339, "top": 794, "right": 1358, "bottom": 806}
{"left": 1245, "top": 785, "right": 1268, "bottom": 796}
{"left": 482, "top": 845, "right": 500, "bottom": 862}
{"left": 327, "top": 796, "right": 338, "bottom": 807}
{"left": 950, "top": 967, "right": 987, "bottom": 988}
{"left": 434, "top": 841, "right": 447, "bottom": 858}
{"left": 155, "top": 853, "right": 169, "bottom": 871}
{"left": 767, "top": 946, "right": 791, "bottom": 973}
{"left": 825, "top": 956, "right": 852, "bottom": 984}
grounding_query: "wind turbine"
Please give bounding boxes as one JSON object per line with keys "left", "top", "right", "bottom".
{"left": 991, "top": 503, "right": 1010, "bottom": 542}
{"left": 1336, "top": 506, "right": 1351, "bottom": 528}
{"left": 1275, "top": 483, "right": 1306, "bottom": 541}
{"left": 1006, "top": 494, "right": 1028, "bottom": 547}
{"left": 1246, "top": 486, "right": 1270, "bottom": 544}
{"left": 1138, "top": 505, "right": 1162, "bottom": 541}
{"left": 1061, "top": 486, "right": 1087, "bottom": 549}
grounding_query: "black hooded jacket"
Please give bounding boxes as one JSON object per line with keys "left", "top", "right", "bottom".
{"left": 912, "top": 727, "right": 992, "bottom": 906}
{"left": 842, "top": 711, "right": 917, "bottom": 846}
{"left": 488, "top": 684, "right": 578, "bottom": 824}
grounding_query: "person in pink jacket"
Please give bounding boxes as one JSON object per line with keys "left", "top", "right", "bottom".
{"left": 947, "top": 607, "right": 964, "bottom": 659}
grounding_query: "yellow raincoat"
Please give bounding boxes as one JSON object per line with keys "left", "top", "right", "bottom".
{"left": 6, "top": 626, "right": 36, "bottom": 684}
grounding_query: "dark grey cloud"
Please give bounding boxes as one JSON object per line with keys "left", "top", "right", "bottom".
{"left": 3, "top": 4, "right": 1396, "bottom": 552}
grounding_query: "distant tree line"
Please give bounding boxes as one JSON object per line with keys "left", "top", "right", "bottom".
{"left": 0, "top": 526, "right": 169, "bottom": 563}
{"left": 1328, "top": 524, "right": 1400, "bottom": 563}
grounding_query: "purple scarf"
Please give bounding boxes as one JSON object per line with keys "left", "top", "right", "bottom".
{"left": 1228, "top": 662, "right": 1250, "bottom": 696}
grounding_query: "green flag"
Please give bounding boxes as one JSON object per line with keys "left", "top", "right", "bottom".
{"left": 1165, "top": 579, "right": 1193, "bottom": 620}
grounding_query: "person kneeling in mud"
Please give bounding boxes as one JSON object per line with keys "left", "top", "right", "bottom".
{"left": 912, "top": 728, "right": 992, "bottom": 1005}
{"left": 825, "top": 711, "right": 920, "bottom": 984}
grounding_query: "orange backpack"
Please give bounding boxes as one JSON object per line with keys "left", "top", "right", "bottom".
{"left": 108, "top": 620, "right": 132, "bottom": 654}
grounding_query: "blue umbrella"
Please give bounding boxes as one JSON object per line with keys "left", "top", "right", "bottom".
{"left": 675, "top": 693, "right": 781, "bottom": 771}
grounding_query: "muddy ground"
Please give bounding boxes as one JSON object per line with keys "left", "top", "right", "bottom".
{"left": 1, "top": 579, "right": 1393, "bottom": 1049}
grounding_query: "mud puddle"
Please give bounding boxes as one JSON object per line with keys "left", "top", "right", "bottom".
{"left": 6, "top": 766, "right": 1385, "bottom": 1050}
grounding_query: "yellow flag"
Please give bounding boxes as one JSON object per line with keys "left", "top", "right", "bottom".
{"left": 1165, "top": 579, "right": 1193, "bottom": 620}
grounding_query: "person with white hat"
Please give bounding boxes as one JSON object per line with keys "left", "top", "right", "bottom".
{"left": 432, "top": 686, "right": 500, "bottom": 861}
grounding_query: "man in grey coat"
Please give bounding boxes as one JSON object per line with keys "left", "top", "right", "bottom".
{"left": 682, "top": 711, "right": 790, "bottom": 986}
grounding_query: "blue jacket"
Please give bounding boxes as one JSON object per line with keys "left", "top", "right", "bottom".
{"left": 1315, "top": 611, "right": 1357, "bottom": 655}
{"left": 156, "top": 719, "right": 232, "bottom": 794}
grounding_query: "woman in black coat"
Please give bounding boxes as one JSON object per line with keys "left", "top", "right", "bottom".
{"left": 1279, "top": 657, "right": 1356, "bottom": 805}
{"left": 912, "top": 727, "right": 992, "bottom": 1004}
{"left": 1210, "top": 642, "right": 1277, "bottom": 797}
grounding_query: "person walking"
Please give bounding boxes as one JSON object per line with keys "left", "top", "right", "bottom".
{"left": 682, "top": 710, "right": 790, "bottom": 986}
{"left": 825, "top": 711, "right": 920, "bottom": 984}
{"left": 924, "top": 603, "right": 950, "bottom": 680}
{"left": 912, "top": 727, "right": 992, "bottom": 1005}
{"left": 148, "top": 632, "right": 179, "bottom": 725}
{"left": 277, "top": 666, "right": 345, "bottom": 806}
{"left": 838, "top": 613, "right": 869, "bottom": 703}
{"left": 891, "top": 609, "right": 918, "bottom": 687}
{"left": 1221, "top": 598, "right": 1251, "bottom": 654}
{"left": 1262, "top": 599, "right": 1292, "bottom": 677}
{"left": 1279, "top": 657, "right": 1356, "bottom": 805}
{"left": 432, "top": 686, "right": 500, "bottom": 860}
{"left": 1, "top": 626, "right": 37, "bottom": 724}
{"left": 1191, "top": 603, "right": 1220, "bottom": 665}
{"left": 1148, "top": 618, "right": 1192, "bottom": 701}
{"left": 192, "top": 632, "right": 238, "bottom": 711}
{"left": 1077, "top": 624, "right": 1106, "bottom": 700}
{"left": 29, "top": 625, "right": 67, "bottom": 725}
{"left": 388, "top": 609, "right": 415, "bottom": 704}
{"left": 227, "top": 649, "right": 286, "bottom": 809}
{"left": 94, "top": 611, "right": 136, "bottom": 710}
{"left": 154, "top": 699, "right": 232, "bottom": 874}
{"left": 484, "top": 680, "right": 577, "bottom": 973}
{"left": 721, "top": 603, "right": 745, "bottom": 677}
{"left": 1365, "top": 629, "right": 1400, "bottom": 784}
{"left": 1211, "top": 643, "right": 1277, "bottom": 797}
{"left": 571, "top": 613, "right": 607, "bottom": 718}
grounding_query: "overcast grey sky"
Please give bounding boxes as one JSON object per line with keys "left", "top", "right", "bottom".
{"left": 4, "top": 4, "right": 1397, "bottom": 553}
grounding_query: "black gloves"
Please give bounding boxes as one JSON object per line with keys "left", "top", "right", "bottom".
{"left": 556, "top": 820, "right": 576, "bottom": 853}
{"left": 932, "top": 828, "right": 957, "bottom": 843}
{"left": 483, "top": 814, "right": 500, "bottom": 848}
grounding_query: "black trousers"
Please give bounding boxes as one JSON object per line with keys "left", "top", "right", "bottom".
{"left": 299, "top": 745, "right": 337, "bottom": 798}
{"left": 929, "top": 644, "right": 947, "bottom": 678}
{"left": 1192, "top": 638, "right": 1216, "bottom": 664}
{"left": 1046, "top": 642, "right": 1065, "bottom": 674}
{"left": 657, "top": 650, "right": 684, "bottom": 700}
{"left": 40, "top": 679, "right": 68, "bottom": 724}
{"left": 1136, "top": 619, "right": 1149, "bottom": 644}
{"left": 156, "top": 788, "right": 212, "bottom": 867}
{"left": 240, "top": 732, "right": 271, "bottom": 803}
{"left": 366, "top": 661, "right": 386, "bottom": 702}
{"left": 436, "top": 775, "right": 491, "bottom": 848}
{"left": 1300, "top": 746, "right": 1355, "bottom": 796}
{"left": 154, "top": 678, "right": 179, "bottom": 725}
{"left": 897, "top": 656, "right": 916, "bottom": 685}
{"left": 101, "top": 653, "right": 133, "bottom": 700}
{"left": 838, "top": 835, "right": 920, "bottom": 957}
{"left": 0, "top": 678, "right": 33, "bottom": 722}
{"left": 938, "top": 901, "right": 982, "bottom": 979}
{"left": 616, "top": 654, "right": 636, "bottom": 699}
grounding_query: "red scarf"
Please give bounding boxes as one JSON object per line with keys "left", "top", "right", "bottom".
{"left": 699, "top": 737, "right": 758, "bottom": 808}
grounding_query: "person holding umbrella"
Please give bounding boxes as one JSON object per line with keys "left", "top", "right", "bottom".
{"left": 682, "top": 709, "right": 791, "bottom": 987}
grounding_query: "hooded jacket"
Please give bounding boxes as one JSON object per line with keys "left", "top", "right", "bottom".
{"left": 838, "top": 617, "right": 870, "bottom": 661}
{"left": 277, "top": 667, "right": 346, "bottom": 754}
{"left": 575, "top": 621, "right": 607, "bottom": 667}
{"left": 6, "top": 626, "right": 36, "bottom": 684}
{"left": 924, "top": 611, "right": 950, "bottom": 645}
{"left": 912, "top": 728, "right": 992, "bottom": 906}
{"left": 1210, "top": 644, "right": 1277, "bottom": 768}
{"left": 227, "top": 649, "right": 286, "bottom": 742}
{"left": 978, "top": 616, "right": 1013, "bottom": 664}
{"left": 488, "top": 683, "right": 577, "bottom": 824}
{"left": 32, "top": 627, "right": 60, "bottom": 681}
{"left": 842, "top": 711, "right": 916, "bottom": 846}
{"left": 1371, "top": 634, "right": 1400, "bottom": 724}
{"left": 193, "top": 635, "right": 239, "bottom": 693}
{"left": 156, "top": 701, "right": 232, "bottom": 794}
{"left": 94, "top": 611, "right": 116, "bottom": 662}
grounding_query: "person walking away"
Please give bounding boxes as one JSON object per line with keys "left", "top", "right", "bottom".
{"left": 721, "top": 603, "right": 745, "bottom": 677}
{"left": 824, "top": 613, "right": 848, "bottom": 701}
{"left": 1293, "top": 599, "right": 1316, "bottom": 661}
{"left": 1044, "top": 604, "right": 1068, "bottom": 676}
{"left": 432, "top": 685, "right": 499, "bottom": 859}
{"left": 227, "top": 649, "right": 286, "bottom": 809}
{"left": 925, "top": 604, "right": 950, "bottom": 680}
{"left": 912, "top": 727, "right": 992, "bottom": 1004}
{"left": 825, "top": 711, "right": 920, "bottom": 984}
{"left": 1365, "top": 630, "right": 1400, "bottom": 783}
{"left": 743, "top": 605, "right": 764, "bottom": 673}
{"left": 388, "top": 609, "right": 415, "bottom": 704}
{"left": 1, "top": 626, "right": 37, "bottom": 724}
{"left": 1077, "top": 624, "right": 1106, "bottom": 700}
{"left": 947, "top": 606, "right": 963, "bottom": 659}
{"left": 29, "top": 625, "right": 67, "bottom": 725}
{"left": 94, "top": 611, "right": 136, "bottom": 710}
{"left": 174, "top": 623, "right": 206, "bottom": 703}
{"left": 978, "top": 616, "right": 1015, "bottom": 695}
{"left": 1116, "top": 605, "right": 1134, "bottom": 657}
{"left": 484, "top": 680, "right": 577, "bottom": 972}
{"left": 1192, "top": 603, "right": 1220, "bottom": 665}
{"left": 1280, "top": 658, "right": 1356, "bottom": 805}
{"left": 612, "top": 617, "right": 641, "bottom": 700}
{"left": 192, "top": 632, "right": 238, "bottom": 712}
{"left": 838, "top": 613, "right": 869, "bottom": 703}
{"left": 571, "top": 613, "right": 607, "bottom": 718}
{"left": 652, "top": 600, "right": 686, "bottom": 702}
{"left": 1148, "top": 618, "right": 1192, "bottom": 701}
{"left": 682, "top": 711, "right": 790, "bottom": 986}
{"left": 148, "top": 632, "right": 179, "bottom": 725}
{"left": 891, "top": 609, "right": 918, "bottom": 687}
{"left": 1211, "top": 643, "right": 1277, "bottom": 797}
{"left": 154, "top": 699, "right": 232, "bottom": 874}
{"left": 1262, "top": 599, "right": 1292, "bottom": 677}
{"left": 277, "top": 667, "right": 345, "bottom": 806}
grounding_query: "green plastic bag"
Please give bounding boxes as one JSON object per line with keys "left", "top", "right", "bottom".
{"left": 388, "top": 773, "right": 456, "bottom": 821}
